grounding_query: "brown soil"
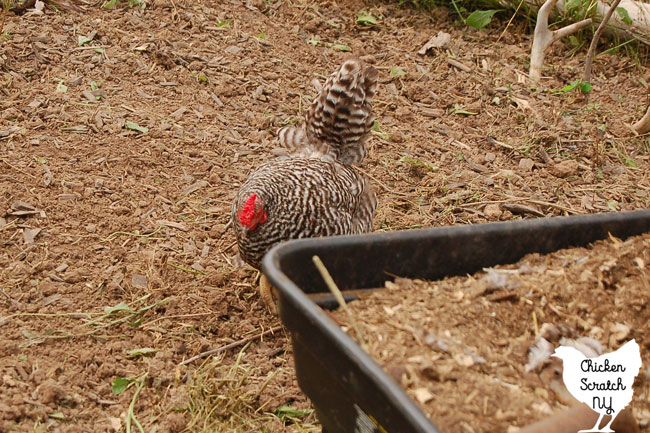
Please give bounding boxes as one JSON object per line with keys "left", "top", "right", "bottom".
{"left": 1, "top": 0, "right": 649, "bottom": 431}
{"left": 332, "top": 232, "right": 650, "bottom": 433}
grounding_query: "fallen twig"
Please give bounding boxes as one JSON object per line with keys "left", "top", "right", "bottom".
{"left": 179, "top": 325, "right": 282, "bottom": 366}
{"left": 447, "top": 58, "right": 471, "bottom": 73}
{"left": 459, "top": 196, "right": 581, "bottom": 215}
{"left": 358, "top": 167, "right": 409, "bottom": 197}
{"left": 486, "top": 136, "right": 514, "bottom": 150}
{"left": 525, "top": 198, "right": 581, "bottom": 215}
{"left": 501, "top": 203, "right": 545, "bottom": 217}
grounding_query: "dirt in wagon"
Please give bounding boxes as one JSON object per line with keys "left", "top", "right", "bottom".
{"left": 1, "top": 0, "right": 650, "bottom": 431}
{"left": 332, "top": 232, "right": 650, "bottom": 433}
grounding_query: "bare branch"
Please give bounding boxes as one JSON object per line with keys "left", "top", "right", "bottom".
{"left": 553, "top": 18, "right": 594, "bottom": 41}
{"left": 584, "top": 0, "right": 623, "bottom": 86}
{"left": 530, "top": 0, "right": 593, "bottom": 81}
{"left": 633, "top": 104, "right": 650, "bottom": 134}
{"left": 178, "top": 325, "right": 283, "bottom": 366}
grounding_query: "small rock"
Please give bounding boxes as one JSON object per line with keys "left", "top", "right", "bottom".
{"left": 41, "top": 294, "right": 61, "bottom": 306}
{"left": 2, "top": 374, "right": 16, "bottom": 387}
{"left": 482, "top": 177, "right": 494, "bottom": 186}
{"left": 389, "top": 131, "right": 406, "bottom": 143}
{"left": 518, "top": 158, "right": 534, "bottom": 172}
{"left": 108, "top": 417, "right": 122, "bottom": 432}
{"left": 81, "top": 90, "right": 98, "bottom": 103}
{"left": 484, "top": 203, "right": 502, "bottom": 219}
{"left": 12, "top": 200, "right": 37, "bottom": 212}
{"left": 68, "top": 76, "right": 83, "bottom": 86}
{"left": 40, "top": 279, "right": 57, "bottom": 296}
{"left": 36, "top": 379, "right": 65, "bottom": 405}
{"left": 468, "top": 161, "right": 489, "bottom": 173}
{"left": 454, "top": 353, "right": 475, "bottom": 367}
{"left": 64, "top": 269, "right": 84, "bottom": 283}
{"left": 132, "top": 274, "right": 148, "bottom": 290}
{"left": 2, "top": 107, "right": 22, "bottom": 121}
{"left": 550, "top": 160, "right": 579, "bottom": 178}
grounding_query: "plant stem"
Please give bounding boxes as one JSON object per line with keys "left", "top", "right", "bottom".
{"left": 126, "top": 376, "right": 146, "bottom": 433}
{"left": 1, "top": 0, "right": 9, "bottom": 35}
{"left": 450, "top": 0, "right": 466, "bottom": 23}
{"left": 584, "top": 0, "right": 623, "bottom": 88}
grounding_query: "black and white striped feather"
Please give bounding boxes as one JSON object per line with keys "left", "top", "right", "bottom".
{"left": 278, "top": 57, "right": 378, "bottom": 165}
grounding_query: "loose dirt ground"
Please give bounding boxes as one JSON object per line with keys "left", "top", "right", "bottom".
{"left": 333, "top": 232, "right": 650, "bottom": 432}
{"left": 1, "top": 0, "right": 649, "bottom": 432}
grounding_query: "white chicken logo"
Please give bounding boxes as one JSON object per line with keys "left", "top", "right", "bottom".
{"left": 552, "top": 339, "right": 642, "bottom": 432}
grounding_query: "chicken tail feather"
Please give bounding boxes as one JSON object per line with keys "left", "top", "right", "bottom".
{"left": 305, "top": 57, "right": 378, "bottom": 165}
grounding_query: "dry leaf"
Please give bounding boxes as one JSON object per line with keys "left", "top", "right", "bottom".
{"left": 23, "top": 228, "right": 42, "bottom": 244}
{"left": 156, "top": 220, "right": 189, "bottom": 231}
{"left": 108, "top": 416, "right": 122, "bottom": 432}
{"left": 413, "top": 387, "right": 434, "bottom": 404}
{"left": 132, "top": 274, "right": 148, "bottom": 290}
{"left": 418, "top": 31, "right": 451, "bottom": 55}
{"left": 183, "top": 180, "right": 208, "bottom": 196}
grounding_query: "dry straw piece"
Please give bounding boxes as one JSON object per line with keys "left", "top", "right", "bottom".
{"left": 312, "top": 255, "right": 366, "bottom": 347}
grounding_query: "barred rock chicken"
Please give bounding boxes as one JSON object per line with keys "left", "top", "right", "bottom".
{"left": 232, "top": 57, "right": 378, "bottom": 312}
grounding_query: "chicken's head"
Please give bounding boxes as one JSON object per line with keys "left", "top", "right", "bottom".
{"left": 239, "top": 193, "right": 267, "bottom": 234}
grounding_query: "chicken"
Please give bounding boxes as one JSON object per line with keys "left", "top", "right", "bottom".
{"left": 232, "top": 57, "right": 378, "bottom": 312}
{"left": 552, "top": 339, "right": 642, "bottom": 432}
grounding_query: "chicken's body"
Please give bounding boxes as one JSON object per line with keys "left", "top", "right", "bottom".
{"left": 232, "top": 157, "right": 376, "bottom": 268}
{"left": 231, "top": 57, "right": 378, "bottom": 310}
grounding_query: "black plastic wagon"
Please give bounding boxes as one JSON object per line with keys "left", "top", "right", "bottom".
{"left": 262, "top": 209, "right": 650, "bottom": 433}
